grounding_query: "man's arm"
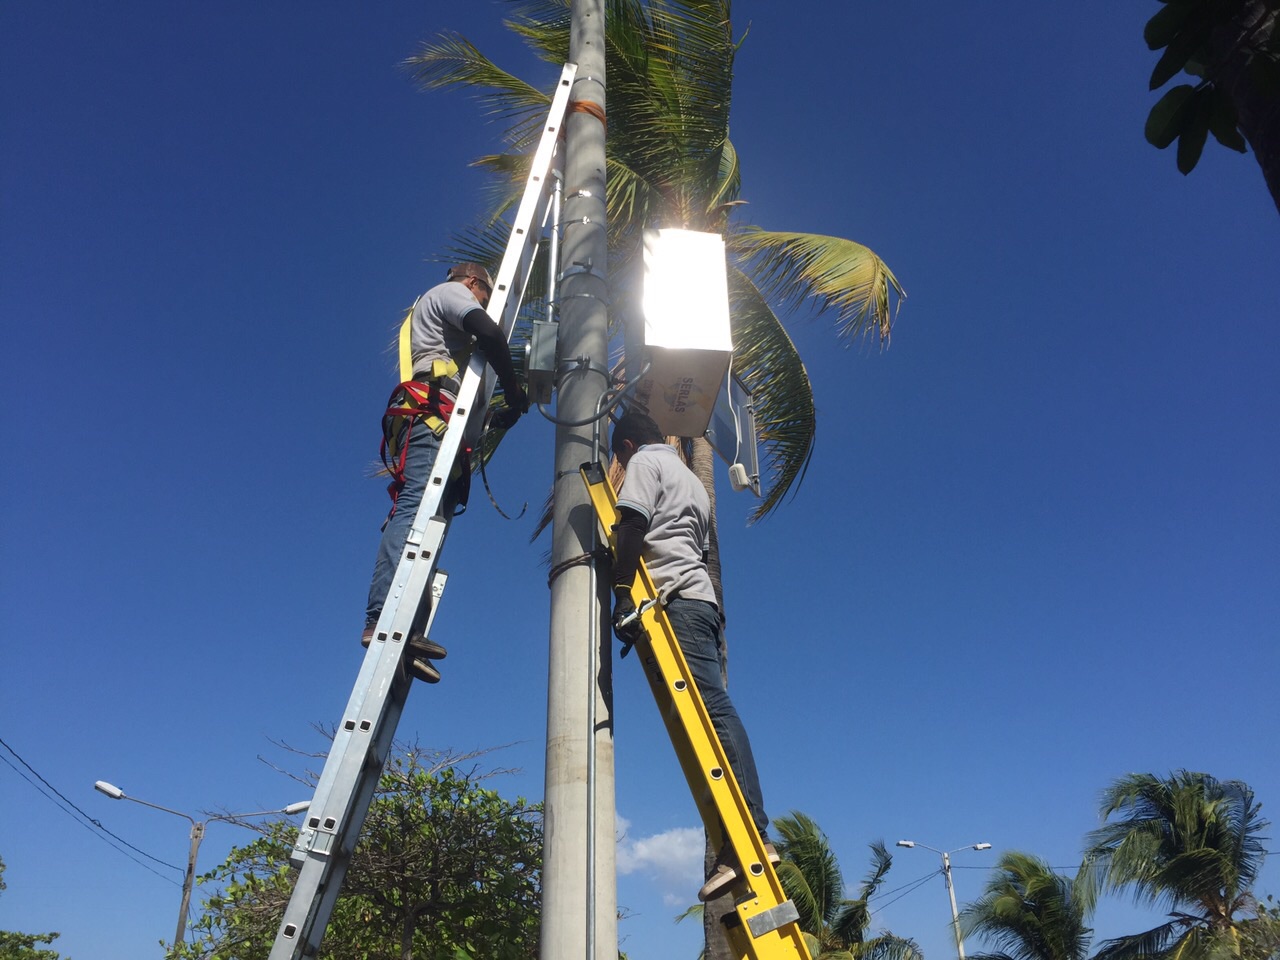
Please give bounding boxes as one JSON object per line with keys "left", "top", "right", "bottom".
{"left": 612, "top": 506, "right": 649, "bottom": 593}
{"left": 462, "top": 307, "right": 529, "bottom": 414}
{"left": 611, "top": 505, "right": 650, "bottom": 650}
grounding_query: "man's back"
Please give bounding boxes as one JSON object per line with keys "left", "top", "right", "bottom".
{"left": 409, "top": 280, "right": 482, "bottom": 384}
{"left": 616, "top": 443, "right": 716, "bottom": 605}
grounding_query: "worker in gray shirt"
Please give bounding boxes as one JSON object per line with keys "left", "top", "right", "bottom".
{"left": 609, "top": 410, "right": 777, "bottom": 901}
{"left": 364, "top": 263, "right": 528, "bottom": 682}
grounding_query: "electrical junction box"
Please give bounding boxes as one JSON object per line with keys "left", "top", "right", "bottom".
{"left": 636, "top": 228, "right": 733, "bottom": 438}
{"left": 525, "top": 318, "right": 558, "bottom": 405}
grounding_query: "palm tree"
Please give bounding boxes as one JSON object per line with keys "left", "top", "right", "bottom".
{"left": 960, "top": 852, "right": 1095, "bottom": 960}
{"left": 773, "top": 813, "right": 923, "bottom": 960}
{"left": 1083, "top": 771, "right": 1270, "bottom": 960}
{"left": 407, "top": 6, "right": 903, "bottom": 957}
{"left": 406, "top": 0, "right": 903, "bottom": 522}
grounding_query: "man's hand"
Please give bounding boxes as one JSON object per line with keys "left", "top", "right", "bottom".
{"left": 612, "top": 586, "right": 643, "bottom": 655}
{"left": 491, "top": 406, "right": 521, "bottom": 431}
{"left": 490, "top": 385, "right": 529, "bottom": 431}
{"left": 506, "top": 383, "right": 530, "bottom": 414}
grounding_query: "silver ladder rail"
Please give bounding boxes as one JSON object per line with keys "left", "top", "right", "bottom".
{"left": 268, "top": 61, "right": 578, "bottom": 960}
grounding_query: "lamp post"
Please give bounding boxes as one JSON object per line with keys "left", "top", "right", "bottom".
{"left": 95, "top": 780, "right": 309, "bottom": 948}
{"left": 896, "top": 839, "right": 992, "bottom": 960}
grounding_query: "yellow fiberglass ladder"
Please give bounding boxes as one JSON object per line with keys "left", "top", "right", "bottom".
{"left": 580, "top": 460, "right": 814, "bottom": 960}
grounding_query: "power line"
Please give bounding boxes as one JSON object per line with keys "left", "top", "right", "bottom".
{"left": 870, "top": 869, "right": 945, "bottom": 912}
{"left": 0, "top": 751, "right": 180, "bottom": 886}
{"left": 869, "top": 867, "right": 942, "bottom": 902}
{"left": 0, "top": 734, "right": 183, "bottom": 877}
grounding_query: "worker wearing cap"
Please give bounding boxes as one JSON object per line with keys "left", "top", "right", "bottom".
{"left": 363, "top": 263, "right": 529, "bottom": 682}
{"left": 609, "top": 410, "right": 776, "bottom": 900}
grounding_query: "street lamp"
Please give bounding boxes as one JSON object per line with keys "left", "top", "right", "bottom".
{"left": 94, "top": 780, "right": 309, "bottom": 947}
{"left": 896, "top": 839, "right": 992, "bottom": 960}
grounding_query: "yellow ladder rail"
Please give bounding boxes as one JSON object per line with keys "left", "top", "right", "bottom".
{"left": 581, "top": 461, "right": 814, "bottom": 960}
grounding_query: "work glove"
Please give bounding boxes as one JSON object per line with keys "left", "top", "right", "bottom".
{"left": 506, "top": 383, "right": 530, "bottom": 414}
{"left": 491, "top": 406, "right": 521, "bottom": 431}
{"left": 612, "top": 586, "right": 643, "bottom": 657}
{"left": 491, "top": 384, "right": 529, "bottom": 431}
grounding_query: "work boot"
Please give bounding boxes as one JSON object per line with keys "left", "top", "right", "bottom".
{"left": 408, "top": 657, "right": 441, "bottom": 684}
{"left": 361, "top": 627, "right": 447, "bottom": 660}
{"left": 408, "top": 632, "right": 448, "bottom": 660}
{"left": 697, "top": 841, "right": 780, "bottom": 902}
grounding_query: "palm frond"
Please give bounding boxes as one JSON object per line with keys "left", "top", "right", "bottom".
{"left": 404, "top": 33, "right": 554, "bottom": 150}
{"left": 503, "top": 0, "right": 572, "bottom": 65}
{"left": 469, "top": 152, "right": 535, "bottom": 224}
{"left": 831, "top": 900, "right": 871, "bottom": 948}
{"left": 960, "top": 851, "right": 1094, "bottom": 960}
{"left": 595, "top": 0, "right": 737, "bottom": 228}
{"left": 726, "top": 268, "right": 815, "bottom": 522}
{"left": 730, "top": 228, "right": 904, "bottom": 345}
{"left": 774, "top": 812, "right": 845, "bottom": 930}
{"left": 1219, "top": 779, "right": 1267, "bottom": 892}
{"left": 1093, "top": 920, "right": 1186, "bottom": 960}
{"left": 605, "top": 154, "right": 666, "bottom": 231}
{"left": 1086, "top": 770, "right": 1271, "bottom": 922}
{"left": 675, "top": 902, "right": 704, "bottom": 924}
{"left": 859, "top": 840, "right": 894, "bottom": 901}
{"left": 860, "top": 933, "right": 926, "bottom": 960}
{"left": 776, "top": 859, "right": 827, "bottom": 938}
{"left": 706, "top": 135, "right": 741, "bottom": 217}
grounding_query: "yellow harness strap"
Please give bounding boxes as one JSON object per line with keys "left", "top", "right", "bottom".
{"left": 396, "top": 310, "right": 462, "bottom": 438}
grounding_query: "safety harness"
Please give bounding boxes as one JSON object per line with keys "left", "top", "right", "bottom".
{"left": 379, "top": 307, "right": 473, "bottom": 518}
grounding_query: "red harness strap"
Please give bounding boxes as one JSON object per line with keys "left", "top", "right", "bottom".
{"left": 380, "top": 381, "right": 459, "bottom": 515}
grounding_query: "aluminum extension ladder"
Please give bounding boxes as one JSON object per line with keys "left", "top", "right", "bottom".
{"left": 580, "top": 462, "right": 815, "bottom": 960}
{"left": 267, "top": 61, "right": 579, "bottom": 960}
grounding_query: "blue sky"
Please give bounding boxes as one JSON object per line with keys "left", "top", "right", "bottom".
{"left": 2, "top": 3, "right": 1277, "bottom": 959}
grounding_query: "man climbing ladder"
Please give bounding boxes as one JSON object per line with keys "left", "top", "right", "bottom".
{"left": 584, "top": 412, "right": 812, "bottom": 960}
{"left": 268, "top": 63, "right": 579, "bottom": 960}
{"left": 608, "top": 411, "right": 780, "bottom": 900}
{"left": 362, "top": 262, "right": 530, "bottom": 683}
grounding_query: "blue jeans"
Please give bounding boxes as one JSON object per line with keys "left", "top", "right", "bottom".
{"left": 365, "top": 425, "right": 442, "bottom": 628}
{"left": 665, "top": 598, "right": 769, "bottom": 836}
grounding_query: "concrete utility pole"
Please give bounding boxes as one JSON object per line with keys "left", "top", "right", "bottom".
{"left": 541, "top": 2, "right": 617, "bottom": 960}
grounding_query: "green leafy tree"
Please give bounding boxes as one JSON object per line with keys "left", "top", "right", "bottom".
{"left": 174, "top": 746, "right": 541, "bottom": 960}
{"left": 1241, "top": 895, "right": 1280, "bottom": 960}
{"left": 960, "top": 851, "right": 1095, "bottom": 960}
{"left": 0, "top": 855, "right": 67, "bottom": 960}
{"left": 1142, "top": 0, "right": 1280, "bottom": 214}
{"left": 771, "top": 813, "right": 922, "bottom": 960}
{"left": 1083, "top": 771, "right": 1270, "bottom": 960}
